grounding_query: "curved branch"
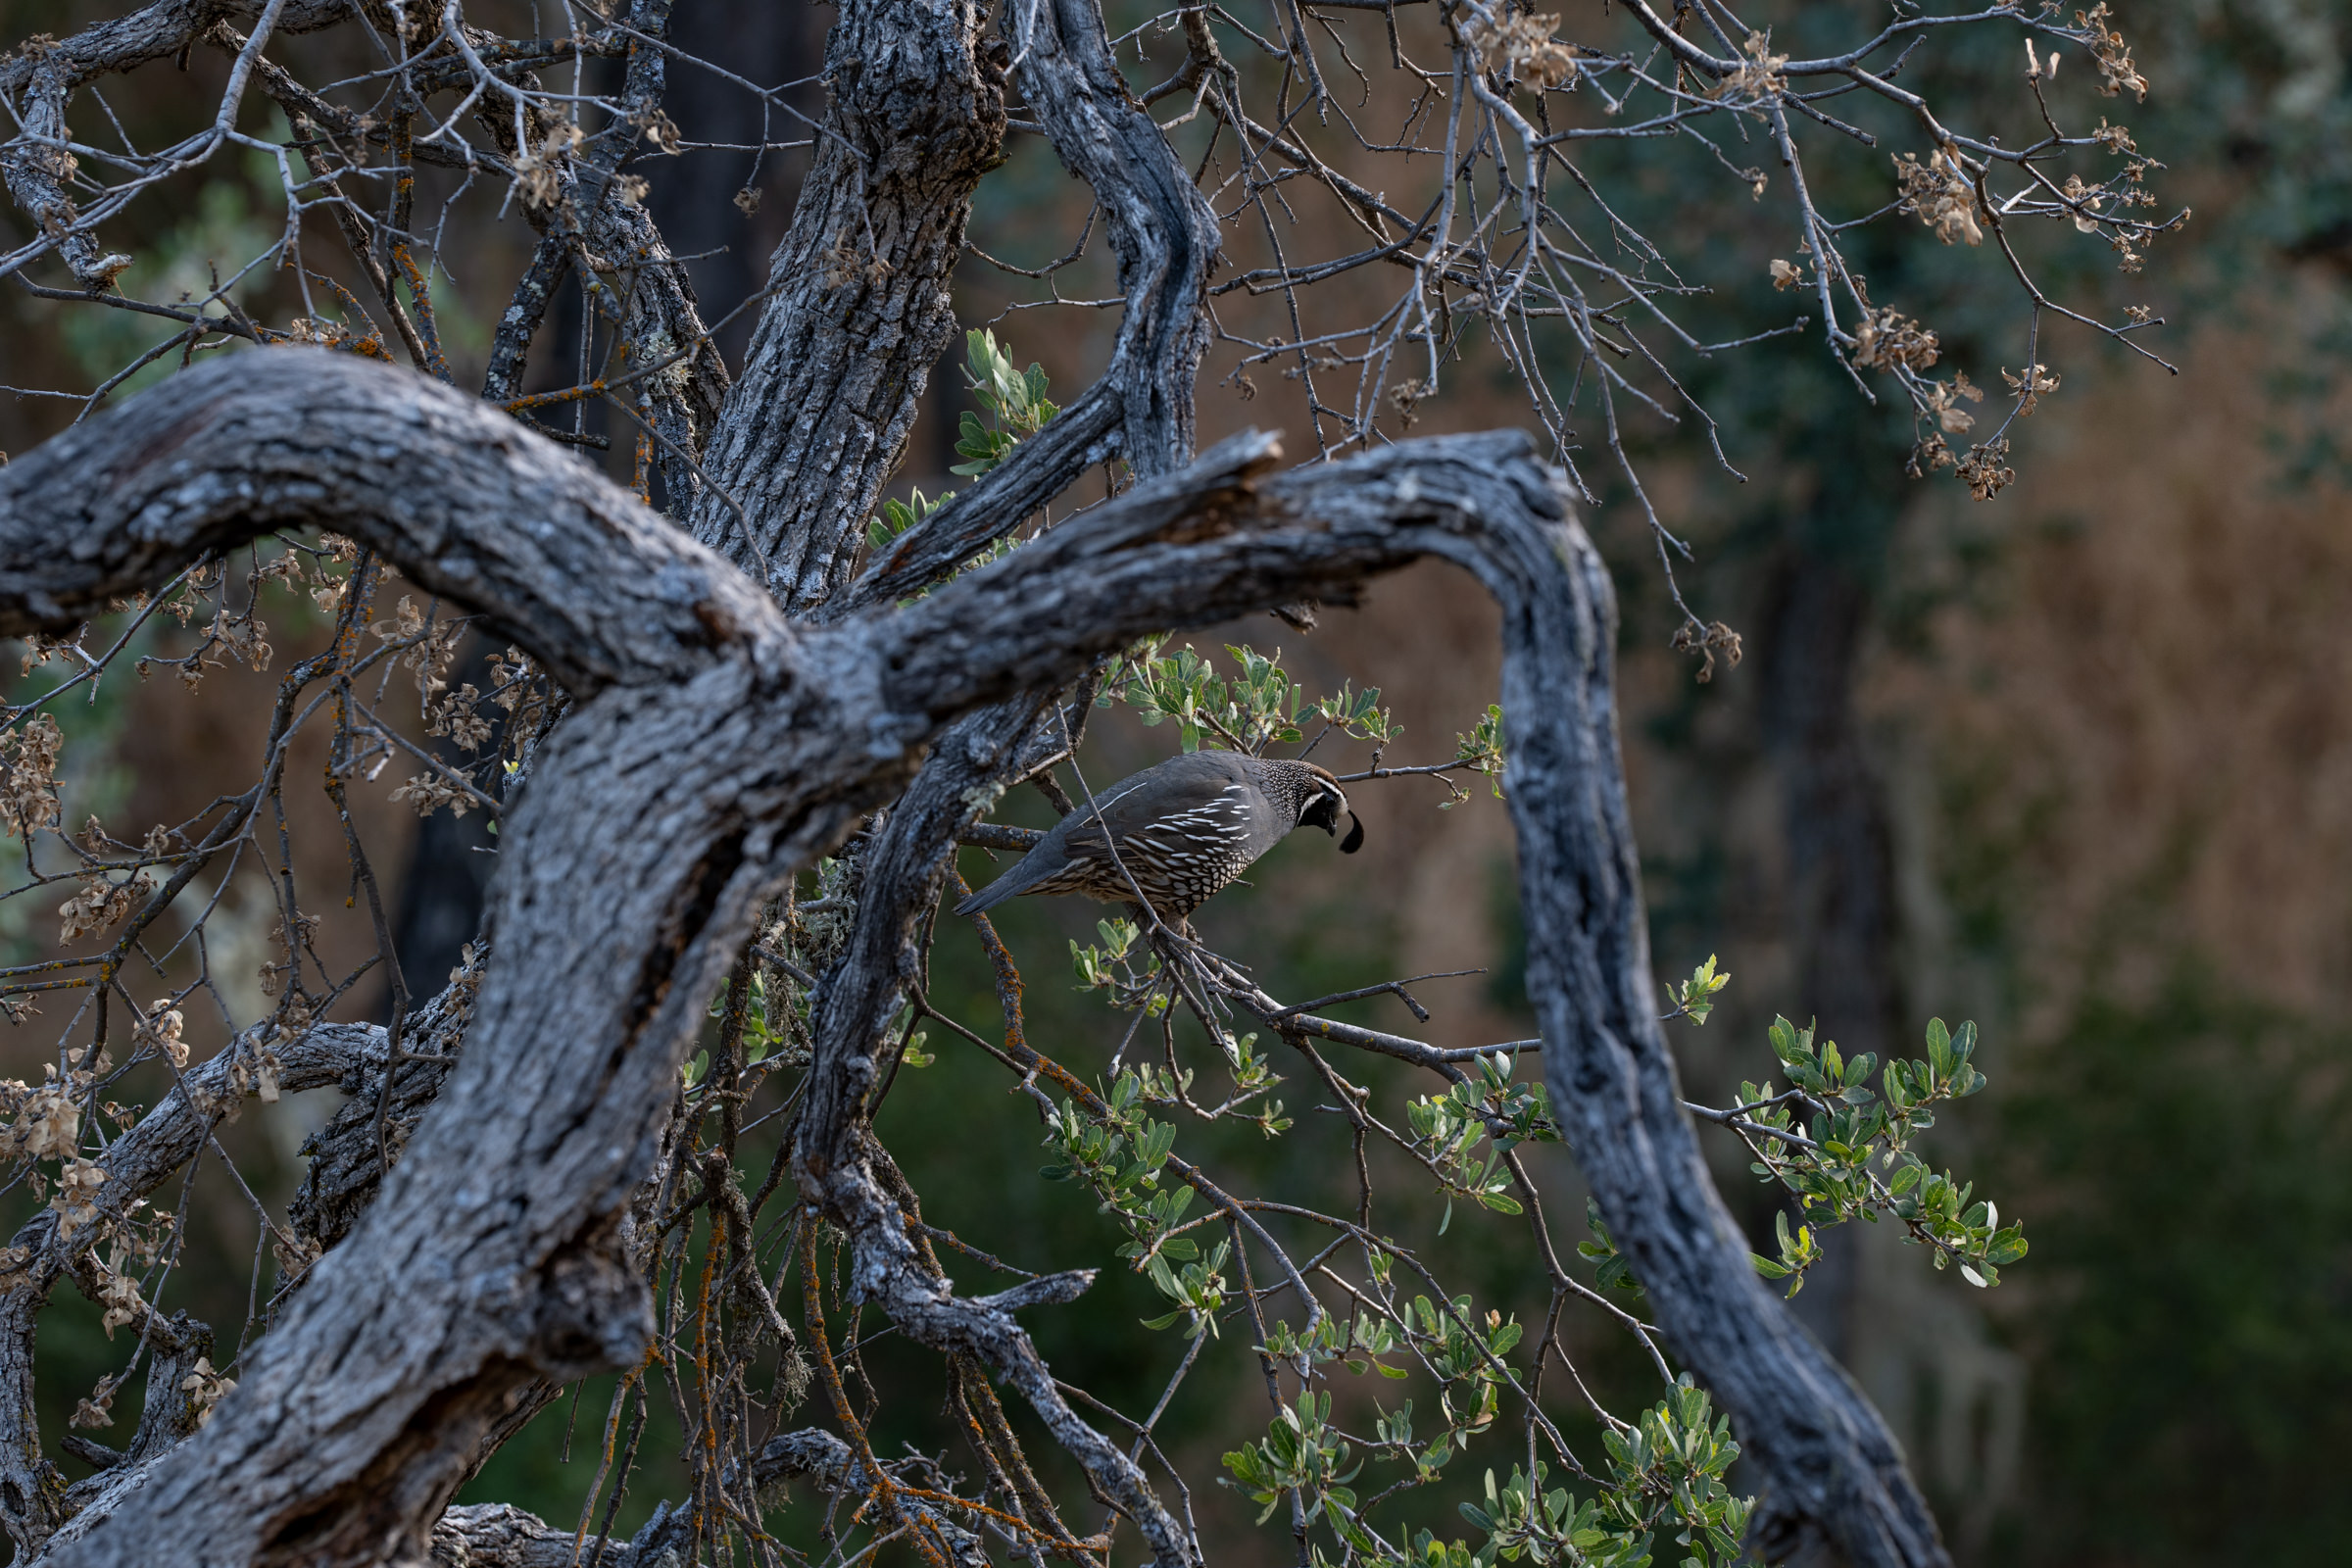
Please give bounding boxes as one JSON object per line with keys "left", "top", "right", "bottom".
{"left": 0, "top": 351, "right": 781, "bottom": 695}
{"left": 1414, "top": 497, "right": 1952, "bottom": 1568}
{"left": 0, "top": 351, "right": 1941, "bottom": 1567}
{"left": 1006, "top": 0, "right": 1219, "bottom": 479}
{"left": 791, "top": 692, "right": 1200, "bottom": 1563}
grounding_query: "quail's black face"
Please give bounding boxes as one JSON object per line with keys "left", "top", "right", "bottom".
{"left": 1301, "top": 786, "right": 1366, "bottom": 854}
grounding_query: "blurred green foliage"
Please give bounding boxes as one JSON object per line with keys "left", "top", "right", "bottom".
{"left": 1996, "top": 973, "right": 2352, "bottom": 1566}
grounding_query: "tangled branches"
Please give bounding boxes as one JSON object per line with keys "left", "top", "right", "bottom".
{"left": 0, "top": 0, "right": 2119, "bottom": 1564}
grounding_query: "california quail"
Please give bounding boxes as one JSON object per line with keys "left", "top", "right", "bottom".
{"left": 955, "top": 752, "right": 1363, "bottom": 919}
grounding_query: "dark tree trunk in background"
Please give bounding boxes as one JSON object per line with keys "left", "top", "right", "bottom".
{"left": 1763, "top": 548, "right": 1905, "bottom": 1363}
{"left": 388, "top": 644, "right": 497, "bottom": 1004}
{"left": 388, "top": 792, "right": 495, "bottom": 1004}
{"left": 644, "top": 3, "right": 828, "bottom": 366}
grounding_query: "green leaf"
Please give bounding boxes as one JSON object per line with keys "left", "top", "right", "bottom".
{"left": 1926, "top": 1016, "right": 1953, "bottom": 1075}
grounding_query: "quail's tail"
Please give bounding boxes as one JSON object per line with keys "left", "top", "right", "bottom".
{"left": 954, "top": 870, "right": 1029, "bottom": 917}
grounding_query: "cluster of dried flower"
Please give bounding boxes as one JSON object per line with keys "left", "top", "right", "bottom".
{"left": 135, "top": 1000, "right": 186, "bottom": 1071}
{"left": 55, "top": 873, "right": 147, "bottom": 945}
{"left": 1852, "top": 308, "right": 1944, "bottom": 373}
{"left": 1672, "top": 619, "right": 1746, "bottom": 686}
{"left": 2077, "top": 2, "right": 2151, "bottom": 101}
{"left": 1958, "top": 437, "right": 2020, "bottom": 501}
{"left": 2004, "top": 362, "right": 2062, "bottom": 416}
{"left": 178, "top": 1355, "right": 235, "bottom": 1426}
{"left": 1713, "top": 29, "right": 1790, "bottom": 104}
{"left": 1894, "top": 149, "right": 1986, "bottom": 248}
{"left": 0, "top": 712, "right": 61, "bottom": 838}
{"left": 1461, "top": 5, "right": 1578, "bottom": 93}
{"left": 1, "top": 1068, "right": 84, "bottom": 1162}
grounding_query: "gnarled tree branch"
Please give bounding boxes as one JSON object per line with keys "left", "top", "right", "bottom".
{"left": 0, "top": 345, "right": 1942, "bottom": 1566}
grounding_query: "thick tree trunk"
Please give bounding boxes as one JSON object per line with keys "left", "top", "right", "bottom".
{"left": 687, "top": 0, "right": 1007, "bottom": 612}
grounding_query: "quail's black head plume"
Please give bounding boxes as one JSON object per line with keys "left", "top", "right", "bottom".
{"left": 956, "top": 752, "right": 1362, "bottom": 918}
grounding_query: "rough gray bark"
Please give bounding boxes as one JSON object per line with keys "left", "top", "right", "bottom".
{"left": 843, "top": 0, "right": 1222, "bottom": 615}
{"left": 0, "top": 363, "right": 771, "bottom": 692}
{"left": 687, "top": 0, "right": 1008, "bottom": 610}
{"left": 0, "top": 346, "right": 1944, "bottom": 1565}
{"left": 1476, "top": 531, "right": 1945, "bottom": 1568}
{"left": 686, "top": 0, "right": 1218, "bottom": 615}
{"left": 1002, "top": 0, "right": 1220, "bottom": 479}
{"left": 287, "top": 961, "right": 485, "bottom": 1257}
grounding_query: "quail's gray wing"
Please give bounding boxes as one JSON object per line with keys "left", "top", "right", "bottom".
{"left": 953, "top": 753, "right": 1263, "bottom": 915}
{"left": 1065, "top": 753, "right": 1271, "bottom": 911}
{"left": 1062, "top": 752, "right": 1254, "bottom": 862}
